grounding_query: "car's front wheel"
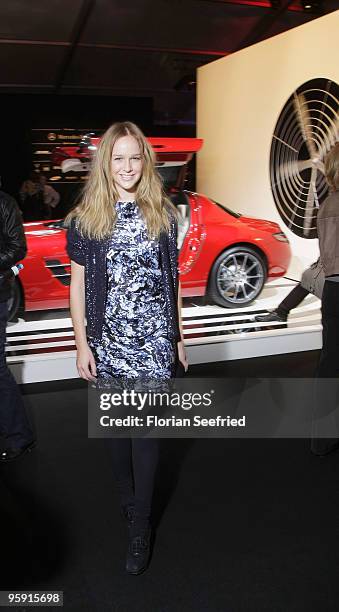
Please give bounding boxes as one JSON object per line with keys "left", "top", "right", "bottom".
{"left": 7, "top": 279, "right": 22, "bottom": 322}
{"left": 209, "top": 246, "right": 267, "bottom": 308}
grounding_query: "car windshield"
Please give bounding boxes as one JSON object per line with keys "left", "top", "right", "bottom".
{"left": 157, "top": 165, "right": 183, "bottom": 191}
{"left": 211, "top": 199, "right": 241, "bottom": 218}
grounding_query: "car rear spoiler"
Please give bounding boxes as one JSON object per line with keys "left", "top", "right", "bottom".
{"left": 88, "top": 136, "right": 203, "bottom": 154}
{"left": 52, "top": 136, "right": 203, "bottom": 172}
{"left": 149, "top": 138, "right": 203, "bottom": 166}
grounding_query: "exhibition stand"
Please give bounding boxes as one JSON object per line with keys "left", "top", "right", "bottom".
{"left": 7, "top": 278, "right": 321, "bottom": 384}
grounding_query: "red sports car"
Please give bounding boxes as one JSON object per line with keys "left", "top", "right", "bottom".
{"left": 9, "top": 137, "right": 291, "bottom": 320}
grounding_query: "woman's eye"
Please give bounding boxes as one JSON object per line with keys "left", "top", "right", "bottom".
{"left": 132, "top": 157, "right": 141, "bottom": 161}
{"left": 114, "top": 157, "right": 122, "bottom": 161}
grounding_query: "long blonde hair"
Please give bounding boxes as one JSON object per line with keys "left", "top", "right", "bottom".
{"left": 325, "top": 142, "right": 339, "bottom": 192}
{"left": 65, "top": 121, "right": 177, "bottom": 239}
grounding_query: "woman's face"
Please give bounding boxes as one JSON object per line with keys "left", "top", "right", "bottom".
{"left": 111, "top": 135, "right": 143, "bottom": 200}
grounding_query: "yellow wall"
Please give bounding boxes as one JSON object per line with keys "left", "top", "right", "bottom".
{"left": 197, "top": 10, "right": 339, "bottom": 277}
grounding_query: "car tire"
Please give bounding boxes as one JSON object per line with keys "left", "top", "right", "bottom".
{"left": 208, "top": 246, "right": 267, "bottom": 308}
{"left": 7, "top": 279, "right": 22, "bottom": 322}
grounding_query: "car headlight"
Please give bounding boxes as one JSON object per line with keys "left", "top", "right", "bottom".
{"left": 273, "top": 232, "right": 289, "bottom": 243}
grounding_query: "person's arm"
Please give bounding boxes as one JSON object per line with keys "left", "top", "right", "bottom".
{"left": 47, "top": 186, "right": 61, "bottom": 208}
{"left": 70, "top": 260, "right": 97, "bottom": 382}
{"left": 0, "top": 194, "right": 27, "bottom": 271}
{"left": 177, "top": 280, "right": 188, "bottom": 371}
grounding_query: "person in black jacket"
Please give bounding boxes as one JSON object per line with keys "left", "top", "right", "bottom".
{"left": 0, "top": 190, "right": 35, "bottom": 461}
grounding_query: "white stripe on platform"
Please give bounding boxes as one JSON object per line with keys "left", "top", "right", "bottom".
{"left": 5, "top": 340, "right": 76, "bottom": 352}
{"left": 6, "top": 331, "right": 75, "bottom": 342}
{"left": 6, "top": 277, "right": 322, "bottom": 383}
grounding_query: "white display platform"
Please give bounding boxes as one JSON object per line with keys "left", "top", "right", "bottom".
{"left": 7, "top": 278, "right": 322, "bottom": 384}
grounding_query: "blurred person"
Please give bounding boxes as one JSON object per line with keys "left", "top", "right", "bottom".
{"left": 0, "top": 190, "right": 36, "bottom": 461}
{"left": 19, "top": 172, "right": 45, "bottom": 221}
{"left": 39, "top": 175, "right": 60, "bottom": 219}
{"left": 311, "top": 143, "right": 339, "bottom": 456}
{"left": 316, "top": 142, "right": 339, "bottom": 377}
{"left": 66, "top": 121, "right": 187, "bottom": 575}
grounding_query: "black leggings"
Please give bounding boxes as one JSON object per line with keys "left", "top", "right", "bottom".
{"left": 311, "top": 281, "right": 339, "bottom": 454}
{"left": 109, "top": 437, "right": 159, "bottom": 526}
{"left": 277, "top": 283, "right": 309, "bottom": 317}
{"left": 316, "top": 280, "right": 339, "bottom": 377}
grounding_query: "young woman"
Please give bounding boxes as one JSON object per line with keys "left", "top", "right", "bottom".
{"left": 311, "top": 142, "right": 339, "bottom": 457}
{"left": 66, "top": 121, "right": 188, "bottom": 575}
{"left": 316, "top": 142, "right": 339, "bottom": 378}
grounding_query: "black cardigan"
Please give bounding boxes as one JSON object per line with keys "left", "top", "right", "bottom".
{"left": 66, "top": 214, "right": 181, "bottom": 343}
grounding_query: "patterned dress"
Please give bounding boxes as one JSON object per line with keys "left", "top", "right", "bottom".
{"left": 89, "top": 200, "right": 175, "bottom": 382}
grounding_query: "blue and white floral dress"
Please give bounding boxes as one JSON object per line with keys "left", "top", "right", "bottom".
{"left": 89, "top": 200, "right": 175, "bottom": 381}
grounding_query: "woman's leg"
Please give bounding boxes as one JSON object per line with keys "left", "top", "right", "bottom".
{"left": 131, "top": 437, "right": 159, "bottom": 531}
{"left": 109, "top": 438, "right": 134, "bottom": 508}
{"left": 277, "top": 283, "right": 309, "bottom": 318}
{"left": 312, "top": 281, "right": 339, "bottom": 454}
{"left": 255, "top": 283, "right": 309, "bottom": 322}
{"left": 316, "top": 281, "right": 339, "bottom": 377}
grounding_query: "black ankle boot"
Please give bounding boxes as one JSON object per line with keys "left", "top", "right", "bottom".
{"left": 254, "top": 309, "right": 287, "bottom": 323}
{"left": 126, "top": 523, "right": 152, "bottom": 575}
{"left": 121, "top": 503, "right": 135, "bottom": 529}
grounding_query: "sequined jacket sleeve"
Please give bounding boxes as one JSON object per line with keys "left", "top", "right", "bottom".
{"left": 168, "top": 213, "right": 179, "bottom": 300}
{"left": 159, "top": 212, "right": 180, "bottom": 342}
{"left": 66, "top": 219, "right": 88, "bottom": 266}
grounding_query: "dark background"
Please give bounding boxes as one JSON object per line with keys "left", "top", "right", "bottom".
{"left": 0, "top": 94, "right": 154, "bottom": 213}
{"left": 0, "top": 0, "right": 337, "bottom": 211}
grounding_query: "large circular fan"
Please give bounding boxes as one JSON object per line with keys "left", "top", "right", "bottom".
{"left": 270, "top": 78, "right": 339, "bottom": 239}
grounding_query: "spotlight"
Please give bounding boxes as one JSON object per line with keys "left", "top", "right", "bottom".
{"left": 301, "top": 0, "right": 322, "bottom": 11}
{"left": 174, "top": 73, "right": 196, "bottom": 92}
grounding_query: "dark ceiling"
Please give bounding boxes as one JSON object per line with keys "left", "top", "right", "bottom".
{"left": 0, "top": 0, "right": 338, "bottom": 125}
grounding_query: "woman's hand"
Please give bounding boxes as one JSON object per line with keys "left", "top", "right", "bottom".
{"left": 76, "top": 343, "right": 97, "bottom": 382}
{"left": 177, "top": 339, "right": 188, "bottom": 372}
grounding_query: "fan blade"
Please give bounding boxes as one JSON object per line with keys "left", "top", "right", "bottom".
{"left": 303, "top": 166, "right": 318, "bottom": 236}
{"left": 280, "top": 158, "right": 324, "bottom": 179}
{"left": 279, "top": 159, "right": 313, "bottom": 177}
{"left": 273, "top": 159, "right": 316, "bottom": 189}
{"left": 317, "top": 116, "right": 339, "bottom": 160}
{"left": 294, "top": 93, "right": 318, "bottom": 160}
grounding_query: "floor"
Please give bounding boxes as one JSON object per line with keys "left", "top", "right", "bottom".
{"left": 2, "top": 350, "right": 339, "bottom": 612}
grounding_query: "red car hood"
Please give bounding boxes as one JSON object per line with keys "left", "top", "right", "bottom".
{"left": 24, "top": 220, "right": 64, "bottom": 236}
